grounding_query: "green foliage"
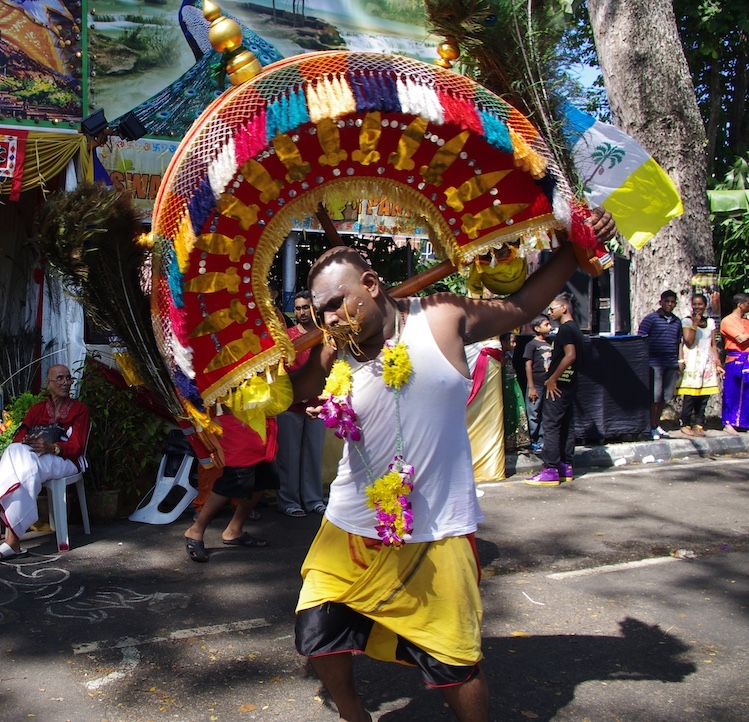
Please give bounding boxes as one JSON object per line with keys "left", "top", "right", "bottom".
{"left": 424, "top": 0, "right": 592, "bottom": 186}
{"left": 0, "top": 76, "right": 77, "bottom": 109}
{"left": 117, "top": 25, "right": 179, "bottom": 70}
{"left": 413, "top": 258, "right": 468, "bottom": 296}
{"left": 675, "top": 0, "right": 749, "bottom": 179}
{"left": 123, "top": 14, "right": 172, "bottom": 25}
{"left": 357, "top": 0, "right": 428, "bottom": 24}
{"left": 558, "top": 2, "right": 610, "bottom": 119}
{"left": 0, "top": 391, "right": 46, "bottom": 456}
{"left": 712, "top": 155, "right": 749, "bottom": 298}
{"left": 76, "top": 356, "right": 168, "bottom": 495}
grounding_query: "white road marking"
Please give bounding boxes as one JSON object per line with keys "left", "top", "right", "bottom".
{"left": 547, "top": 556, "right": 677, "bottom": 580}
{"left": 74, "top": 617, "right": 270, "bottom": 654}
{"left": 84, "top": 647, "right": 140, "bottom": 690}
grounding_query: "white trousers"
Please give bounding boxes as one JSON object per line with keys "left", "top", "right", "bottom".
{"left": 0, "top": 443, "right": 77, "bottom": 537}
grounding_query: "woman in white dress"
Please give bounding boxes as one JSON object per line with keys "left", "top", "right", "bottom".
{"left": 675, "top": 294, "right": 724, "bottom": 436}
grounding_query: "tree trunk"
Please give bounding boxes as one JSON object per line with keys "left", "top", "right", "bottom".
{"left": 586, "top": 0, "right": 714, "bottom": 327}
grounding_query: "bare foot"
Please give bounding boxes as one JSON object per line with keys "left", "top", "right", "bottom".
{"left": 724, "top": 424, "right": 739, "bottom": 435}
{"left": 184, "top": 524, "right": 204, "bottom": 542}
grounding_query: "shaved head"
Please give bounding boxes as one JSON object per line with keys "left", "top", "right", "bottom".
{"left": 308, "top": 246, "right": 374, "bottom": 290}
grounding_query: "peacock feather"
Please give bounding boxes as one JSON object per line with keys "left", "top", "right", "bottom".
{"left": 32, "top": 182, "right": 183, "bottom": 415}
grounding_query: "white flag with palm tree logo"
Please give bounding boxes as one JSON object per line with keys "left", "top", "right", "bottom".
{"left": 560, "top": 103, "right": 683, "bottom": 249}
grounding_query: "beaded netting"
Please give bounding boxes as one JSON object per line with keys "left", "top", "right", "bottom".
{"left": 151, "top": 50, "right": 590, "bottom": 424}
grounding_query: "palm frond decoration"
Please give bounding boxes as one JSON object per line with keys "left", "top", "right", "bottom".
{"left": 424, "top": 0, "right": 581, "bottom": 187}
{"left": 33, "top": 182, "right": 183, "bottom": 416}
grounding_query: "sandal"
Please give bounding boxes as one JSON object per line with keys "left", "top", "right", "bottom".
{"left": 283, "top": 507, "right": 307, "bottom": 518}
{"left": 311, "top": 503, "right": 327, "bottom": 515}
{"left": 185, "top": 537, "right": 208, "bottom": 563}
{"left": 0, "top": 542, "right": 27, "bottom": 559}
{"left": 681, "top": 426, "right": 694, "bottom": 436}
{"left": 222, "top": 532, "right": 269, "bottom": 548}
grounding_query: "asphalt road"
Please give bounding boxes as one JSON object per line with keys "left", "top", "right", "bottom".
{"left": 1, "top": 452, "right": 748, "bottom": 722}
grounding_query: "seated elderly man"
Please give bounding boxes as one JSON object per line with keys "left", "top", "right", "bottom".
{"left": 0, "top": 364, "right": 89, "bottom": 559}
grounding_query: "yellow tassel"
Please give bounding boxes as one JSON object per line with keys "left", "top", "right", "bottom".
{"left": 112, "top": 351, "right": 144, "bottom": 387}
{"left": 175, "top": 213, "right": 197, "bottom": 273}
{"left": 182, "top": 399, "right": 223, "bottom": 435}
{"left": 509, "top": 127, "right": 547, "bottom": 179}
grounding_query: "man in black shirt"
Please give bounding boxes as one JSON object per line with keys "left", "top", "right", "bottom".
{"left": 525, "top": 293, "right": 583, "bottom": 486}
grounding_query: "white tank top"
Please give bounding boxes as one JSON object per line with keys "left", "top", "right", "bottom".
{"left": 326, "top": 297, "right": 484, "bottom": 542}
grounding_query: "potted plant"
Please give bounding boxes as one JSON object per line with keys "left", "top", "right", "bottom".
{"left": 76, "top": 355, "right": 169, "bottom": 521}
{"left": 0, "top": 389, "right": 46, "bottom": 455}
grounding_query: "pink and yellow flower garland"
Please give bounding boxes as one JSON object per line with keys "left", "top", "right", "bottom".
{"left": 320, "top": 338, "right": 414, "bottom": 547}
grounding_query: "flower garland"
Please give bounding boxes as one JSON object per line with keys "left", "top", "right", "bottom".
{"left": 319, "top": 315, "right": 415, "bottom": 547}
{"left": 319, "top": 359, "right": 360, "bottom": 442}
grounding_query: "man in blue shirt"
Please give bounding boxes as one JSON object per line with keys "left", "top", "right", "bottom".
{"left": 638, "top": 290, "right": 683, "bottom": 440}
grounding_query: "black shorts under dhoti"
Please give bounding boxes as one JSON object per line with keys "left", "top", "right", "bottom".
{"left": 212, "top": 461, "right": 279, "bottom": 499}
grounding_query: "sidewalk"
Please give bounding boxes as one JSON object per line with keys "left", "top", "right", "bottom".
{"left": 504, "top": 427, "right": 749, "bottom": 478}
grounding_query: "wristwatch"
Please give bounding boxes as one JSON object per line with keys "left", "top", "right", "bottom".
{"left": 53, "top": 444, "right": 61, "bottom": 456}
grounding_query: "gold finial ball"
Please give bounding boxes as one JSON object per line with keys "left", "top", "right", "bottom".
{"left": 209, "top": 15, "right": 243, "bottom": 53}
{"left": 227, "top": 50, "right": 262, "bottom": 86}
{"left": 203, "top": 0, "right": 221, "bottom": 22}
{"left": 435, "top": 37, "right": 460, "bottom": 68}
{"left": 204, "top": 0, "right": 261, "bottom": 85}
{"left": 136, "top": 231, "right": 154, "bottom": 249}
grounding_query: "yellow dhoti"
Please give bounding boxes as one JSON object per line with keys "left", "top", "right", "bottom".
{"left": 296, "top": 518, "right": 483, "bottom": 668}
{"left": 466, "top": 344, "right": 506, "bottom": 481}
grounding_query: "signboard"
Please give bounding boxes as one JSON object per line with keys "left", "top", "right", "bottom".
{"left": 95, "top": 137, "right": 180, "bottom": 212}
{"left": 0, "top": 0, "right": 83, "bottom": 126}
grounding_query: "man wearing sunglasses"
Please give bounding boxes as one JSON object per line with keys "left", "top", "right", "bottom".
{"left": 0, "top": 364, "right": 90, "bottom": 558}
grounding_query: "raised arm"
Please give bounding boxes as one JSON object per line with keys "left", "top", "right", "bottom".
{"left": 463, "top": 208, "right": 615, "bottom": 342}
{"left": 681, "top": 319, "right": 697, "bottom": 348}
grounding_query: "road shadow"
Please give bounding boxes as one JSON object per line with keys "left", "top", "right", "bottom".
{"left": 343, "top": 617, "right": 696, "bottom": 721}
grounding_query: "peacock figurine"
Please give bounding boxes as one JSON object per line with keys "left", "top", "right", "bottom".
{"left": 108, "top": 0, "right": 284, "bottom": 140}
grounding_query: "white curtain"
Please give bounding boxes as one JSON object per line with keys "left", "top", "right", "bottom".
{"left": 39, "top": 160, "right": 87, "bottom": 391}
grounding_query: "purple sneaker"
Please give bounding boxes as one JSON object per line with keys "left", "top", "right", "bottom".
{"left": 524, "top": 467, "right": 560, "bottom": 486}
{"left": 558, "top": 463, "right": 573, "bottom": 482}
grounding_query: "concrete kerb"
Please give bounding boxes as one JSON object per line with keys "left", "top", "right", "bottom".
{"left": 503, "top": 430, "right": 749, "bottom": 479}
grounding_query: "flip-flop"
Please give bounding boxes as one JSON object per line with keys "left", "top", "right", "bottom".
{"left": 222, "top": 532, "right": 269, "bottom": 548}
{"left": 185, "top": 537, "right": 208, "bottom": 563}
{"left": 283, "top": 508, "right": 306, "bottom": 518}
{"left": 0, "top": 542, "right": 28, "bottom": 559}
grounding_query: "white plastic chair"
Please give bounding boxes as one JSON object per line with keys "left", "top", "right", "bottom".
{"left": 128, "top": 447, "right": 197, "bottom": 525}
{"left": 42, "top": 425, "right": 91, "bottom": 552}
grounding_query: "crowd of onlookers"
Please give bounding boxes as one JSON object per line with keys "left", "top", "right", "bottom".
{"left": 637, "top": 290, "right": 748, "bottom": 440}
{"left": 467, "top": 288, "right": 749, "bottom": 488}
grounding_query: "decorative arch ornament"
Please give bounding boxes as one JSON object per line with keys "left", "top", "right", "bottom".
{"left": 151, "top": 50, "right": 595, "bottom": 426}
